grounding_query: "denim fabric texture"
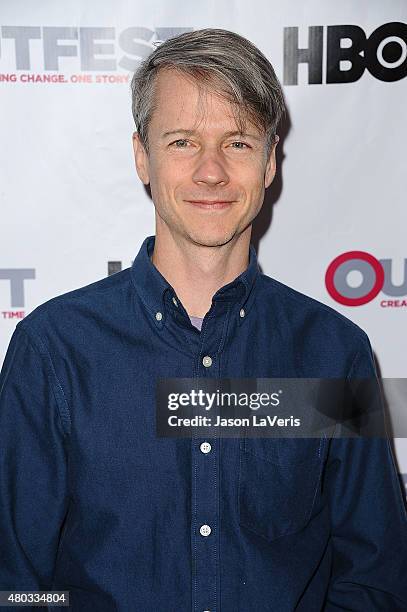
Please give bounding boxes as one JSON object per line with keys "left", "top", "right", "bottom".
{"left": 1, "top": 234, "right": 406, "bottom": 611}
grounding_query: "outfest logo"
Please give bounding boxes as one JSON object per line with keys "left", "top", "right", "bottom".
{"left": 0, "top": 26, "right": 192, "bottom": 84}
{"left": 325, "top": 251, "right": 407, "bottom": 308}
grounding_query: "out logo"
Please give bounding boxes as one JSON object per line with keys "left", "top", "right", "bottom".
{"left": 325, "top": 251, "right": 407, "bottom": 306}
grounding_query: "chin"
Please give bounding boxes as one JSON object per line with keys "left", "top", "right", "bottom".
{"left": 185, "top": 227, "right": 238, "bottom": 248}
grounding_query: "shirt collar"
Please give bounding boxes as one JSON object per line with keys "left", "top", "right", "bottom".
{"left": 130, "top": 235, "right": 260, "bottom": 328}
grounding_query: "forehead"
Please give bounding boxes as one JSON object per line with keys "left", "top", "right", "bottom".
{"left": 150, "top": 67, "right": 257, "bottom": 136}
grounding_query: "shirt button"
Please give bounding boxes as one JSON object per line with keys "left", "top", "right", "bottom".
{"left": 155, "top": 311, "right": 163, "bottom": 321}
{"left": 239, "top": 308, "right": 245, "bottom": 318}
{"left": 200, "top": 442, "right": 212, "bottom": 454}
{"left": 172, "top": 296, "right": 178, "bottom": 307}
{"left": 202, "top": 355, "right": 212, "bottom": 368}
{"left": 199, "top": 524, "right": 211, "bottom": 537}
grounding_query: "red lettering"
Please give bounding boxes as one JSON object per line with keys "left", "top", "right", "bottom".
{"left": 0, "top": 73, "right": 17, "bottom": 82}
{"left": 380, "top": 300, "right": 407, "bottom": 308}
{"left": 1, "top": 311, "right": 25, "bottom": 319}
{"left": 20, "top": 73, "right": 68, "bottom": 83}
{"left": 70, "top": 74, "right": 93, "bottom": 83}
{"left": 95, "top": 74, "right": 129, "bottom": 84}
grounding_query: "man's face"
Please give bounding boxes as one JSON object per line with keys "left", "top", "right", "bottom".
{"left": 133, "top": 68, "right": 278, "bottom": 247}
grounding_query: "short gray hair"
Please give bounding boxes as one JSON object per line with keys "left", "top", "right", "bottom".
{"left": 131, "top": 28, "right": 285, "bottom": 157}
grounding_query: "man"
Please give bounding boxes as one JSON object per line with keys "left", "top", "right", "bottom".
{"left": 0, "top": 28, "right": 406, "bottom": 612}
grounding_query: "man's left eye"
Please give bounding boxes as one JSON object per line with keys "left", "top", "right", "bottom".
{"left": 230, "top": 142, "right": 249, "bottom": 149}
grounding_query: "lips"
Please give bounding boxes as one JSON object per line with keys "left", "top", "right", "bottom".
{"left": 185, "top": 200, "right": 234, "bottom": 209}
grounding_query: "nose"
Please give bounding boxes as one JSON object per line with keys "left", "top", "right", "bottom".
{"left": 192, "top": 148, "right": 230, "bottom": 186}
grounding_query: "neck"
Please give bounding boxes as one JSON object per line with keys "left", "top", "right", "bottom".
{"left": 151, "top": 226, "right": 251, "bottom": 318}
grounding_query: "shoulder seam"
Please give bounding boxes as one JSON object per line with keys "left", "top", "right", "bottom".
{"left": 346, "top": 347, "right": 362, "bottom": 381}
{"left": 24, "top": 271, "right": 132, "bottom": 320}
{"left": 260, "top": 274, "right": 367, "bottom": 337}
{"left": 18, "top": 322, "right": 72, "bottom": 438}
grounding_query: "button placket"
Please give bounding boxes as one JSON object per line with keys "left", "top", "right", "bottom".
{"left": 192, "top": 434, "right": 219, "bottom": 612}
{"left": 191, "top": 302, "right": 230, "bottom": 612}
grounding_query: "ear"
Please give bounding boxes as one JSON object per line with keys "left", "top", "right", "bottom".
{"left": 132, "top": 132, "right": 150, "bottom": 185}
{"left": 264, "top": 135, "right": 279, "bottom": 189}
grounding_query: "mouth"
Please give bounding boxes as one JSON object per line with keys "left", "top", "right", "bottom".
{"left": 185, "top": 200, "right": 235, "bottom": 210}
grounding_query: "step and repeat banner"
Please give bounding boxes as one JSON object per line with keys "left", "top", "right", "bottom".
{"left": 1, "top": 1, "right": 406, "bottom": 495}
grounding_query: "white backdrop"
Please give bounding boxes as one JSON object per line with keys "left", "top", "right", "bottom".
{"left": 1, "top": 1, "right": 406, "bottom": 496}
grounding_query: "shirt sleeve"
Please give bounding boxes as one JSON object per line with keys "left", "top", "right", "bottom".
{"left": 0, "top": 322, "right": 70, "bottom": 591}
{"left": 324, "top": 333, "right": 407, "bottom": 610}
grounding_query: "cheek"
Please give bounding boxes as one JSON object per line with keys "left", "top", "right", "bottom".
{"left": 149, "top": 162, "right": 187, "bottom": 210}
{"left": 150, "top": 158, "right": 186, "bottom": 189}
{"left": 239, "top": 168, "right": 265, "bottom": 197}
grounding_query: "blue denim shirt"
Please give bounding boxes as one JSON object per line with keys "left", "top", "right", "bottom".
{"left": 1, "top": 234, "right": 406, "bottom": 611}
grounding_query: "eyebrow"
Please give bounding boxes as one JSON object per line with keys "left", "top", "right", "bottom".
{"left": 161, "top": 129, "right": 262, "bottom": 141}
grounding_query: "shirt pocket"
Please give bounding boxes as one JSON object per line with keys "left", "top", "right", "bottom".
{"left": 238, "top": 436, "right": 328, "bottom": 542}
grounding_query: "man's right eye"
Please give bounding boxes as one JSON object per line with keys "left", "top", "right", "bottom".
{"left": 171, "top": 139, "right": 190, "bottom": 148}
